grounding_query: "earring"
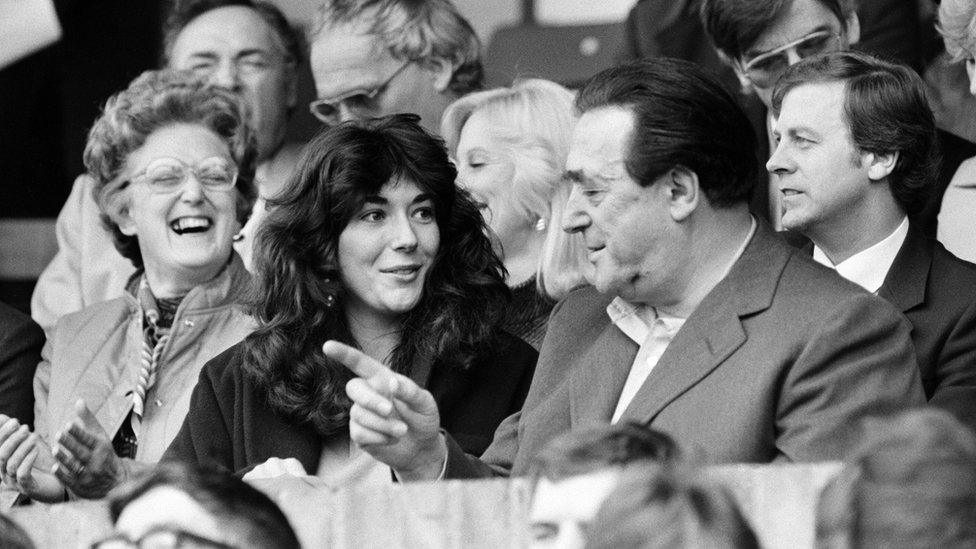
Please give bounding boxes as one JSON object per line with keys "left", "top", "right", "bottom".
{"left": 535, "top": 217, "right": 547, "bottom": 232}
{"left": 323, "top": 277, "right": 335, "bottom": 308}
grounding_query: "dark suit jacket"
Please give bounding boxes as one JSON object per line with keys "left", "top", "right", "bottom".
{"left": 788, "top": 226, "right": 976, "bottom": 430}
{"left": 0, "top": 302, "right": 44, "bottom": 427}
{"left": 163, "top": 332, "right": 537, "bottom": 473}
{"left": 444, "top": 223, "right": 924, "bottom": 478}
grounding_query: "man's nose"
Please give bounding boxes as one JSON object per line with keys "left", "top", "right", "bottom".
{"left": 562, "top": 186, "right": 589, "bottom": 234}
{"left": 766, "top": 140, "right": 793, "bottom": 176}
{"left": 209, "top": 61, "right": 241, "bottom": 91}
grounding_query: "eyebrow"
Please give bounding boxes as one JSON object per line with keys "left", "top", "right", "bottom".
{"left": 187, "top": 48, "right": 271, "bottom": 60}
{"left": 563, "top": 170, "right": 584, "bottom": 183}
{"left": 744, "top": 24, "right": 834, "bottom": 58}
{"left": 363, "top": 192, "right": 436, "bottom": 205}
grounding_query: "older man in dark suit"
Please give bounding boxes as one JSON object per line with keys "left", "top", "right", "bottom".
{"left": 326, "top": 59, "right": 925, "bottom": 480}
{"left": 769, "top": 51, "right": 976, "bottom": 431}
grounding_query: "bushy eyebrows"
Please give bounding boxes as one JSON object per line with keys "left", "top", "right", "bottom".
{"left": 363, "top": 192, "right": 436, "bottom": 205}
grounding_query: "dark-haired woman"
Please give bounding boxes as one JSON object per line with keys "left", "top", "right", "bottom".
{"left": 164, "top": 115, "right": 537, "bottom": 485}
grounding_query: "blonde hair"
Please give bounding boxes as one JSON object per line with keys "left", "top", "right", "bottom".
{"left": 441, "top": 79, "right": 586, "bottom": 299}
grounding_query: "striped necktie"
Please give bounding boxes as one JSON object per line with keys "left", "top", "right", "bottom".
{"left": 130, "top": 277, "right": 171, "bottom": 434}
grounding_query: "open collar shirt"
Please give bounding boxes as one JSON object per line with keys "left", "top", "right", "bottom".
{"left": 608, "top": 218, "right": 757, "bottom": 423}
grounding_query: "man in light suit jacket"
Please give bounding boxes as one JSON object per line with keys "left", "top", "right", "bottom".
{"left": 326, "top": 59, "right": 925, "bottom": 481}
{"left": 769, "top": 51, "right": 976, "bottom": 432}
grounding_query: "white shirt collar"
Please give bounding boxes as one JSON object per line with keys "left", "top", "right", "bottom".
{"left": 607, "top": 217, "right": 757, "bottom": 342}
{"left": 812, "top": 217, "right": 909, "bottom": 293}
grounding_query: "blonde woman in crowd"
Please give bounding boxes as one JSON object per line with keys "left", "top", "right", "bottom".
{"left": 441, "top": 79, "right": 588, "bottom": 349}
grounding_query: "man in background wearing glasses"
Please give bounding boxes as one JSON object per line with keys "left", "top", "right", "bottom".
{"left": 308, "top": 0, "right": 483, "bottom": 133}
{"left": 701, "top": 0, "right": 859, "bottom": 230}
{"left": 701, "top": 0, "right": 976, "bottom": 235}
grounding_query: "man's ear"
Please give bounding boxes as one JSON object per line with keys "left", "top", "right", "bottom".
{"left": 666, "top": 166, "right": 700, "bottom": 222}
{"left": 844, "top": 13, "right": 861, "bottom": 46}
{"left": 865, "top": 151, "right": 898, "bottom": 181}
{"left": 427, "top": 57, "right": 454, "bottom": 93}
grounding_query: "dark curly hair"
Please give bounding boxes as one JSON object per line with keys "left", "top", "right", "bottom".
{"left": 83, "top": 69, "right": 257, "bottom": 268}
{"left": 241, "top": 114, "right": 508, "bottom": 436}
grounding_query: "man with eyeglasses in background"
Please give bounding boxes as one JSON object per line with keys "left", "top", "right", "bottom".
{"left": 700, "top": 0, "right": 858, "bottom": 230}
{"left": 31, "top": 0, "right": 305, "bottom": 331}
{"left": 308, "top": 0, "right": 483, "bottom": 134}
{"left": 701, "top": 0, "right": 976, "bottom": 234}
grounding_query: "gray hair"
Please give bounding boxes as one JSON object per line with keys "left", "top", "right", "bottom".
{"left": 312, "top": 0, "right": 483, "bottom": 96}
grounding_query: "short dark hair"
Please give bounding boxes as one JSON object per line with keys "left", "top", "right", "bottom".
{"left": 162, "top": 0, "right": 304, "bottom": 67}
{"left": 771, "top": 51, "right": 939, "bottom": 216}
{"left": 529, "top": 422, "right": 679, "bottom": 484}
{"left": 243, "top": 113, "right": 508, "bottom": 436}
{"left": 701, "top": 0, "right": 855, "bottom": 61}
{"left": 312, "top": 0, "right": 484, "bottom": 96}
{"left": 108, "top": 462, "right": 300, "bottom": 549}
{"left": 575, "top": 59, "right": 758, "bottom": 208}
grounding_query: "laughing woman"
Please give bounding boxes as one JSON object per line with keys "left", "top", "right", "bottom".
{"left": 0, "top": 70, "right": 255, "bottom": 501}
{"left": 164, "top": 115, "right": 537, "bottom": 485}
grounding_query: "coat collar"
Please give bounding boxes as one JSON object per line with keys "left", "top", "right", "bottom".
{"left": 617, "top": 222, "right": 790, "bottom": 424}
{"left": 785, "top": 227, "right": 927, "bottom": 313}
{"left": 569, "top": 295, "right": 638, "bottom": 426}
{"left": 877, "top": 226, "right": 929, "bottom": 313}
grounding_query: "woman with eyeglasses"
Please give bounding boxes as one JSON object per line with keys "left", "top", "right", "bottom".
{"left": 0, "top": 69, "right": 255, "bottom": 502}
{"left": 163, "top": 114, "right": 536, "bottom": 484}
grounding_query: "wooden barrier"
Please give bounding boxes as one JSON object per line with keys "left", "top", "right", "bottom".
{"left": 6, "top": 462, "right": 842, "bottom": 548}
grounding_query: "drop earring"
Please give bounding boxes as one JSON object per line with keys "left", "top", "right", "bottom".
{"left": 535, "top": 217, "right": 547, "bottom": 231}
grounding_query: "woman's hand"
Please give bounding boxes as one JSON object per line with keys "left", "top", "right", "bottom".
{"left": 324, "top": 340, "right": 447, "bottom": 481}
{"left": 0, "top": 414, "right": 66, "bottom": 502}
{"left": 52, "top": 399, "right": 125, "bottom": 499}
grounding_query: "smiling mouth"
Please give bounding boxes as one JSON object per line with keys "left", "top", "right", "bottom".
{"left": 781, "top": 189, "right": 801, "bottom": 197}
{"left": 170, "top": 216, "right": 213, "bottom": 235}
{"left": 380, "top": 265, "right": 421, "bottom": 275}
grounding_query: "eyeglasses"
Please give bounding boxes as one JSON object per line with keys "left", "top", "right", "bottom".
{"left": 740, "top": 30, "right": 843, "bottom": 89}
{"left": 130, "top": 157, "right": 238, "bottom": 194}
{"left": 90, "top": 525, "right": 237, "bottom": 549}
{"left": 309, "top": 61, "right": 412, "bottom": 124}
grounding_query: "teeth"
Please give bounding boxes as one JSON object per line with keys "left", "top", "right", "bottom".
{"left": 170, "top": 217, "right": 212, "bottom": 234}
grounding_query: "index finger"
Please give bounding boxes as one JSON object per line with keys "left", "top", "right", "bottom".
{"left": 323, "top": 340, "right": 393, "bottom": 379}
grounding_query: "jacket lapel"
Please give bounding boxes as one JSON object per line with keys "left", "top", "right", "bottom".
{"left": 569, "top": 317, "right": 637, "bottom": 426}
{"left": 877, "top": 227, "right": 929, "bottom": 313}
{"left": 618, "top": 223, "right": 787, "bottom": 424}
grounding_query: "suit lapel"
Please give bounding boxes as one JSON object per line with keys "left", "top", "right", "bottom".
{"left": 877, "top": 227, "right": 929, "bottom": 313}
{"left": 619, "top": 223, "right": 788, "bottom": 424}
{"left": 569, "top": 317, "right": 637, "bottom": 426}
